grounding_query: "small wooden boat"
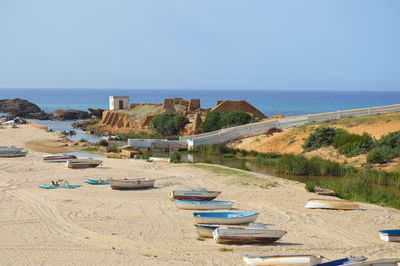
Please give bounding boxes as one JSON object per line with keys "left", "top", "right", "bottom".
{"left": 43, "top": 154, "right": 77, "bottom": 163}
{"left": 379, "top": 230, "right": 400, "bottom": 242}
{"left": 305, "top": 198, "right": 360, "bottom": 210}
{"left": 65, "top": 158, "right": 102, "bottom": 168}
{"left": 39, "top": 180, "right": 81, "bottom": 189}
{"left": 213, "top": 223, "right": 286, "bottom": 244}
{"left": 0, "top": 150, "right": 28, "bottom": 158}
{"left": 195, "top": 225, "right": 219, "bottom": 238}
{"left": 175, "top": 200, "right": 233, "bottom": 210}
{"left": 193, "top": 212, "right": 258, "bottom": 225}
{"left": 133, "top": 158, "right": 153, "bottom": 162}
{"left": 316, "top": 256, "right": 367, "bottom": 265}
{"left": 0, "top": 146, "right": 24, "bottom": 152}
{"left": 85, "top": 179, "right": 110, "bottom": 185}
{"left": 149, "top": 157, "right": 170, "bottom": 163}
{"left": 344, "top": 258, "right": 400, "bottom": 265}
{"left": 169, "top": 189, "right": 221, "bottom": 201}
{"left": 108, "top": 178, "right": 155, "bottom": 190}
{"left": 242, "top": 255, "right": 323, "bottom": 265}
{"left": 314, "top": 186, "right": 336, "bottom": 196}
{"left": 328, "top": 257, "right": 400, "bottom": 266}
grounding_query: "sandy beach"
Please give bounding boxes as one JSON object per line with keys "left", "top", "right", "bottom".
{"left": 0, "top": 125, "right": 399, "bottom": 265}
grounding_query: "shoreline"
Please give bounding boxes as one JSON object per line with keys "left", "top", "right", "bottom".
{"left": 0, "top": 124, "right": 399, "bottom": 265}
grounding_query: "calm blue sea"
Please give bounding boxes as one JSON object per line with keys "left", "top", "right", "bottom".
{"left": 0, "top": 89, "right": 399, "bottom": 117}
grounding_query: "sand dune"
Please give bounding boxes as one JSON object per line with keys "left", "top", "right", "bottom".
{"left": 0, "top": 125, "right": 399, "bottom": 265}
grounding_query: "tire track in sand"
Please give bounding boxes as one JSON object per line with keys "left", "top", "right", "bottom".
{"left": 6, "top": 188, "right": 171, "bottom": 255}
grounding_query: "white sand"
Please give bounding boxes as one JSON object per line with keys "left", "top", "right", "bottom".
{"left": 0, "top": 125, "right": 399, "bottom": 265}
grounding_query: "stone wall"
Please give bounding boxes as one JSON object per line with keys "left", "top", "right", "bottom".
{"left": 162, "top": 98, "right": 176, "bottom": 112}
{"left": 188, "top": 99, "right": 200, "bottom": 111}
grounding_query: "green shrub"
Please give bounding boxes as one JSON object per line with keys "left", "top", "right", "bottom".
{"left": 377, "top": 131, "right": 400, "bottom": 149}
{"left": 303, "top": 127, "right": 343, "bottom": 152}
{"left": 98, "top": 139, "right": 108, "bottom": 146}
{"left": 305, "top": 181, "right": 318, "bottom": 192}
{"left": 220, "top": 111, "right": 252, "bottom": 128}
{"left": 200, "top": 111, "right": 252, "bottom": 133}
{"left": 367, "top": 146, "right": 394, "bottom": 164}
{"left": 106, "top": 145, "right": 120, "bottom": 153}
{"left": 222, "top": 153, "right": 235, "bottom": 158}
{"left": 150, "top": 113, "right": 189, "bottom": 136}
{"left": 170, "top": 152, "right": 181, "bottom": 163}
{"left": 333, "top": 132, "right": 374, "bottom": 157}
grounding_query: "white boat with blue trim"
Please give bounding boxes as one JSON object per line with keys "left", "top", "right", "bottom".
{"left": 242, "top": 254, "right": 323, "bottom": 265}
{"left": 379, "top": 230, "right": 400, "bottom": 242}
{"left": 193, "top": 212, "right": 258, "bottom": 225}
{"left": 213, "top": 223, "right": 286, "bottom": 244}
{"left": 169, "top": 189, "right": 221, "bottom": 201}
{"left": 175, "top": 200, "right": 233, "bottom": 210}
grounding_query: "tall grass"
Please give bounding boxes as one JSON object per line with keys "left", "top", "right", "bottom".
{"left": 194, "top": 144, "right": 399, "bottom": 209}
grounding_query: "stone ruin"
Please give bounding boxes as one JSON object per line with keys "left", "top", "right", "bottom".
{"left": 162, "top": 98, "right": 201, "bottom": 113}
{"left": 212, "top": 100, "right": 266, "bottom": 120}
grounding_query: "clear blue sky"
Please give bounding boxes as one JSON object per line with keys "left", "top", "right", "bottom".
{"left": 0, "top": 0, "right": 399, "bottom": 90}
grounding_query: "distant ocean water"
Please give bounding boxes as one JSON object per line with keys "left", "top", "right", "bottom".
{"left": 0, "top": 89, "right": 399, "bottom": 117}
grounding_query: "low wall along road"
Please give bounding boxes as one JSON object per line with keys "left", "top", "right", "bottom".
{"left": 129, "top": 104, "right": 400, "bottom": 150}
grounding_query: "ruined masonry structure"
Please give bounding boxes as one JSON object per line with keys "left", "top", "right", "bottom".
{"left": 109, "top": 96, "right": 129, "bottom": 110}
{"left": 188, "top": 99, "right": 200, "bottom": 111}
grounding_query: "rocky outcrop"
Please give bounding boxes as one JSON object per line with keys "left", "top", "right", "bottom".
{"left": 28, "top": 111, "right": 53, "bottom": 120}
{"left": 212, "top": 100, "right": 266, "bottom": 120}
{"left": 100, "top": 110, "right": 153, "bottom": 133}
{"left": 88, "top": 108, "right": 104, "bottom": 119}
{"left": 53, "top": 110, "right": 90, "bottom": 120}
{"left": 0, "top": 98, "right": 41, "bottom": 117}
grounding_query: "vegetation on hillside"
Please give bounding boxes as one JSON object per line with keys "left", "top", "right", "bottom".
{"left": 200, "top": 111, "right": 252, "bottom": 133}
{"left": 150, "top": 112, "right": 189, "bottom": 136}
{"left": 303, "top": 127, "right": 400, "bottom": 162}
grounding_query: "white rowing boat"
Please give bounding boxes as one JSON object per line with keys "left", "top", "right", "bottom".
{"left": 65, "top": 158, "right": 102, "bottom": 169}
{"left": 242, "top": 255, "right": 323, "bottom": 265}
{"left": 175, "top": 200, "right": 233, "bottom": 210}
{"left": 108, "top": 178, "right": 155, "bottom": 190}
{"left": 169, "top": 189, "right": 221, "bottom": 201}
{"left": 213, "top": 223, "right": 286, "bottom": 244}
{"left": 305, "top": 198, "right": 360, "bottom": 210}
{"left": 193, "top": 212, "right": 258, "bottom": 225}
{"left": 379, "top": 230, "right": 400, "bottom": 242}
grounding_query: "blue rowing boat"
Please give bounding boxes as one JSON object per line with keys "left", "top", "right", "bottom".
{"left": 193, "top": 212, "right": 258, "bottom": 224}
{"left": 379, "top": 229, "right": 400, "bottom": 242}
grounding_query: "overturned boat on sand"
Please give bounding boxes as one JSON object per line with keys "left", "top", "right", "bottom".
{"left": 305, "top": 198, "right": 360, "bottom": 210}
{"left": 43, "top": 154, "right": 77, "bottom": 163}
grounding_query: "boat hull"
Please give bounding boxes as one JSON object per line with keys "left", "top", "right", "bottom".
{"left": 380, "top": 232, "right": 400, "bottom": 242}
{"left": 193, "top": 212, "right": 258, "bottom": 225}
{"left": 213, "top": 228, "right": 286, "bottom": 244}
{"left": 175, "top": 200, "right": 233, "bottom": 210}
{"left": 169, "top": 191, "right": 221, "bottom": 201}
{"left": 342, "top": 258, "right": 400, "bottom": 265}
{"left": 149, "top": 157, "right": 170, "bottom": 163}
{"left": 108, "top": 179, "right": 155, "bottom": 190}
{"left": 43, "top": 154, "right": 77, "bottom": 163}
{"left": 65, "top": 159, "right": 102, "bottom": 169}
{"left": 0, "top": 146, "right": 24, "bottom": 152}
{"left": 0, "top": 151, "right": 28, "bottom": 158}
{"left": 242, "top": 255, "right": 322, "bottom": 265}
{"left": 195, "top": 225, "right": 218, "bottom": 238}
{"left": 305, "top": 198, "right": 360, "bottom": 210}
